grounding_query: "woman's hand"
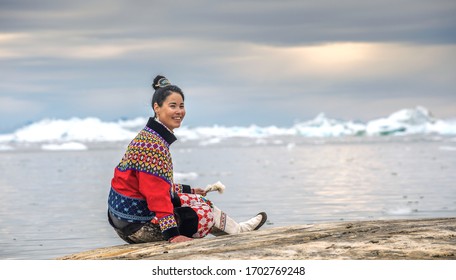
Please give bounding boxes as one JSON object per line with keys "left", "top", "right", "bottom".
{"left": 193, "top": 188, "right": 207, "bottom": 196}
{"left": 169, "top": 235, "right": 193, "bottom": 243}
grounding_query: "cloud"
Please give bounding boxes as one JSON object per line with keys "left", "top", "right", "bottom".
{"left": 207, "top": 42, "right": 456, "bottom": 90}
{"left": 1, "top": 0, "right": 455, "bottom": 44}
{"left": 0, "top": 31, "right": 164, "bottom": 59}
{"left": 0, "top": 96, "right": 42, "bottom": 114}
{"left": 72, "top": 87, "right": 152, "bottom": 117}
{"left": 0, "top": 0, "right": 454, "bottom": 131}
{"left": 0, "top": 96, "right": 45, "bottom": 131}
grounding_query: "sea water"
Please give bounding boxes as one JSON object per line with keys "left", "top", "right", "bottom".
{"left": 0, "top": 136, "right": 455, "bottom": 260}
{"left": 0, "top": 107, "right": 455, "bottom": 259}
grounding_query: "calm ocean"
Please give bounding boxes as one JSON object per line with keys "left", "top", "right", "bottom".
{"left": 0, "top": 136, "right": 455, "bottom": 259}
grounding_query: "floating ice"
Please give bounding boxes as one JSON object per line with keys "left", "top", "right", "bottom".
{"left": 174, "top": 172, "right": 199, "bottom": 181}
{"left": 4, "top": 117, "right": 136, "bottom": 143}
{"left": 0, "top": 144, "right": 14, "bottom": 151}
{"left": 385, "top": 207, "right": 417, "bottom": 215}
{"left": 41, "top": 142, "right": 88, "bottom": 151}
{"left": 366, "top": 106, "right": 438, "bottom": 135}
{"left": 0, "top": 107, "right": 455, "bottom": 146}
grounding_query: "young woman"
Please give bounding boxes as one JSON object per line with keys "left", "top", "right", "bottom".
{"left": 108, "top": 75, "right": 267, "bottom": 243}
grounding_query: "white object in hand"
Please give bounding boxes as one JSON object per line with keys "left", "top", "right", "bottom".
{"left": 204, "top": 181, "right": 226, "bottom": 194}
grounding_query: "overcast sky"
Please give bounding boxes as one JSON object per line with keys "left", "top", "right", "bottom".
{"left": 1, "top": 0, "right": 455, "bottom": 132}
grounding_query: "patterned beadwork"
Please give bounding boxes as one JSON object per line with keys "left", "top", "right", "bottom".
{"left": 159, "top": 214, "right": 178, "bottom": 232}
{"left": 178, "top": 193, "right": 215, "bottom": 238}
{"left": 117, "top": 127, "right": 174, "bottom": 184}
{"left": 173, "top": 184, "right": 184, "bottom": 193}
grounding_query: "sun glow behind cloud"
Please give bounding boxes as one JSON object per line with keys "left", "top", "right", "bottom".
{"left": 220, "top": 41, "right": 456, "bottom": 84}
{"left": 1, "top": 29, "right": 454, "bottom": 79}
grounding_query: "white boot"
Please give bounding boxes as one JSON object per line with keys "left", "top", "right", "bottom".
{"left": 211, "top": 206, "right": 267, "bottom": 235}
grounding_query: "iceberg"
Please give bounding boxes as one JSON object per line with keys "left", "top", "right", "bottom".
{"left": 4, "top": 117, "right": 136, "bottom": 143}
{"left": 366, "top": 106, "right": 438, "bottom": 136}
{"left": 0, "top": 107, "right": 455, "bottom": 147}
{"left": 290, "top": 113, "right": 366, "bottom": 137}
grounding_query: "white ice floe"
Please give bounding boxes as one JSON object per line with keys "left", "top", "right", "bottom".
{"left": 0, "top": 107, "right": 455, "bottom": 147}
{"left": 385, "top": 207, "right": 417, "bottom": 215}
{"left": 5, "top": 117, "right": 136, "bottom": 143}
{"left": 0, "top": 144, "right": 14, "bottom": 151}
{"left": 174, "top": 172, "right": 199, "bottom": 181}
{"left": 41, "top": 142, "right": 88, "bottom": 151}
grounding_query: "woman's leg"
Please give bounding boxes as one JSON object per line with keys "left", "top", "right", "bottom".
{"left": 177, "top": 193, "right": 215, "bottom": 238}
{"left": 108, "top": 210, "right": 164, "bottom": 243}
{"left": 176, "top": 193, "right": 268, "bottom": 238}
{"left": 211, "top": 206, "right": 267, "bottom": 235}
{"left": 127, "top": 223, "right": 164, "bottom": 243}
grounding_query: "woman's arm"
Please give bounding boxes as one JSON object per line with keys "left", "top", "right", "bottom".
{"left": 174, "top": 183, "right": 207, "bottom": 196}
{"left": 137, "top": 172, "right": 180, "bottom": 240}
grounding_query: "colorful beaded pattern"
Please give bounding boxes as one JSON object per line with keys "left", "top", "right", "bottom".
{"left": 117, "top": 127, "right": 173, "bottom": 184}
{"left": 173, "top": 183, "right": 184, "bottom": 193}
{"left": 159, "top": 214, "right": 178, "bottom": 232}
{"left": 178, "top": 193, "right": 215, "bottom": 238}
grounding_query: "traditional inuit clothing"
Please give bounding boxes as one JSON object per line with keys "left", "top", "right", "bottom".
{"left": 108, "top": 118, "right": 266, "bottom": 243}
{"left": 108, "top": 117, "right": 210, "bottom": 242}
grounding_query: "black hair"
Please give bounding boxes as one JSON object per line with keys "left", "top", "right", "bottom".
{"left": 151, "top": 75, "right": 185, "bottom": 117}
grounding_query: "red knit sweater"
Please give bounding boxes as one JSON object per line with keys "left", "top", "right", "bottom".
{"left": 109, "top": 118, "right": 191, "bottom": 240}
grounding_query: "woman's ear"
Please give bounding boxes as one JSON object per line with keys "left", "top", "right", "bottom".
{"left": 153, "top": 102, "right": 160, "bottom": 116}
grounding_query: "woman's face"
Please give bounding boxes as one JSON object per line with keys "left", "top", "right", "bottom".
{"left": 154, "top": 92, "right": 185, "bottom": 131}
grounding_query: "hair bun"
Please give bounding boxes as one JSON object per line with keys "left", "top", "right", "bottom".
{"left": 152, "top": 75, "right": 171, "bottom": 90}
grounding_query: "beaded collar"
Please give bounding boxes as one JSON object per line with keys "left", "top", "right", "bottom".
{"left": 146, "top": 117, "right": 177, "bottom": 145}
